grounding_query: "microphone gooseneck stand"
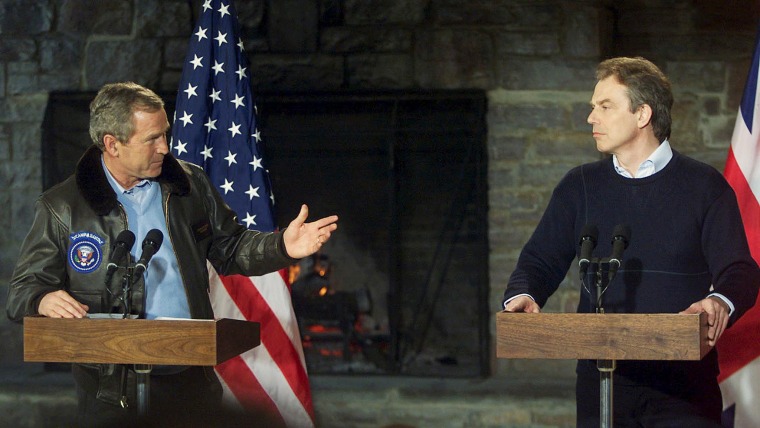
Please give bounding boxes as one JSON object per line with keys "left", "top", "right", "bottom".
{"left": 110, "top": 265, "right": 152, "bottom": 416}
{"left": 579, "top": 225, "right": 629, "bottom": 428}
{"left": 592, "top": 259, "right": 614, "bottom": 428}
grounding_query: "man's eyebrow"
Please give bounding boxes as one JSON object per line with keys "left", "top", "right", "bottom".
{"left": 590, "top": 98, "right": 612, "bottom": 106}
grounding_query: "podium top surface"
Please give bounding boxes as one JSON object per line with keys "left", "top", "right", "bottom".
{"left": 496, "top": 312, "right": 710, "bottom": 361}
{"left": 23, "top": 316, "right": 260, "bottom": 366}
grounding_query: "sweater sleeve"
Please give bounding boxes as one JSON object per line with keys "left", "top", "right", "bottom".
{"left": 701, "top": 185, "right": 760, "bottom": 322}
{"left": 502, "top": 171, "right": 582, "bottom": 308}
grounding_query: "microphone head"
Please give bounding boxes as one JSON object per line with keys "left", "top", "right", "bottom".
{"left": 114, "top": 229, "right": 136, "bottom": 250}
{"left": 612, "top": 224, "right": 631, "bottom": 248}
{"left": 579, "top": 224, "right": 599, "bottom": 246}
{"left": 142, "top": 229, "right": 164, "bottom": 251}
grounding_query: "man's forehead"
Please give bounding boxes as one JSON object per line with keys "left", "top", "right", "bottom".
{"left": 590, "top": 78, "right": 628, "bottom": 105}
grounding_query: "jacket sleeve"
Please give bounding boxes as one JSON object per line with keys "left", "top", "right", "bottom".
{"left": 187, "top": 164, "right": 298, "bottom": 276}
{"left": 6, "top": 197, "right": 69, "bottom": 321}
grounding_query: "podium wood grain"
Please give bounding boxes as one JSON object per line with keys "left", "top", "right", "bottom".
{"left": 496, "top": 312, "right": 710, "bottom": 361}
{"left": 23, "top": 317, "right": 260, "bottom": 366}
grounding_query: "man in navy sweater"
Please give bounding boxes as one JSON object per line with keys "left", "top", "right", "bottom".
{"left": 502, "top": 57, "right": 760, "bottom": 427}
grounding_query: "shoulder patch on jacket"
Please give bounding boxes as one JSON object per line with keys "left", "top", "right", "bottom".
{"left": 68, "top": 231, "right": 105, "bottom": 273}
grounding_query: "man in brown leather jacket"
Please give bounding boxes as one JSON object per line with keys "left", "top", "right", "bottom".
{"left": 6, "top": 82, "right": 337, "bottom": 426}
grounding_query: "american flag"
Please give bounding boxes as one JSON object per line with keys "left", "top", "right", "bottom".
{"left": 170, "top": 0, "right": 314, "bottom": 426}
{"left": 718, "top": 26, "right": 760, "bottom": 428}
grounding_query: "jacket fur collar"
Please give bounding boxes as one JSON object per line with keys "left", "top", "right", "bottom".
{"left": 75, "top": 145, "right": 191, "bottom": 216}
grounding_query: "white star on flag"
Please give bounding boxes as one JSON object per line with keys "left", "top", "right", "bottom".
{"left": 212, "top": 60, "right": 224, "bottom": 75}
{"left": 249, "top": 155, "right": 263, "bottom": 171}
{"left": 209, "top": 88, "right": 222, "bottom": 103}
{"left": 179, "top": 111, "right": 193, "bottom": 126}
{"left": 190, "top": 55, "right": 203, "bottom": 69}
{"left": 245, "top": 185, "right": 259, "bottom": 200}
{"left": 228, "top": 121, "right": 241, "bottom": 138}
{"left": 174, "top": 140, "right": 187, "bottom": 156}
{"left": 243, "top": 212, "right": 257, "bottom": 227}
{"left": 235, "top": 65, "right": 247, "bottom": 81}
{"left": 204, "top": 117, "right": 217, "bottom": 132}
{"left": 225, "top": 150, "right": 237, "bottom": 166}
{"left": 184, "top": 83, "right": 198, "bottom": 99}
{"left": 220, "top": 178, "right": 234, "bottom": 194}
{"left": 230, "top": 93, "right": 245, "bottom": 109}
{"left": 195, "top": 27, "right": 207, "bottom": 42}
{"left": 215, "top": 31, "right": 227, "bottom": 46}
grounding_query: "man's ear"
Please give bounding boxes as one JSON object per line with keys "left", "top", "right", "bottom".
{"left": 103, "top": 134, "right": 119, "bottom": 156}
{"left": 637, "top": 104, "right": 653, "bottom": 129}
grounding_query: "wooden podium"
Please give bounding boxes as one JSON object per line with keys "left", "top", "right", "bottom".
{"left": 496, "top": 312, "right": 710, "bottom": 427}
{"left": 23, "top": 316, "right": 261, "bottom": 366}
{"left": 496, "top": 312, "right": 710, "bottom": 361}
{"left": 23, "top": 316, "right": 261, "bottom": 415}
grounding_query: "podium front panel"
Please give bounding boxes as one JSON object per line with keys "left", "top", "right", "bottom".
{"left": 496, "top": 312, "right": 709, "bottom": 361}
{"left": 24, "top": 317, "right": 260, "bottom": 366}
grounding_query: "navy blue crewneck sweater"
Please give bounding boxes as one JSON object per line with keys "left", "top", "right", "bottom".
{"left": 505, "top": 150, "right": 757, "bottom": 318}
{"left": 503, "top": 150, "right": 760, "bottom": 383}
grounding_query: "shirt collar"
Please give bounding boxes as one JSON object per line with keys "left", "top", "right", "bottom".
{"left": 612, "top": 140, "right": 673, "bottom": 179}
{"left": 101, "top": 155, "right": 152, "bottom": 193}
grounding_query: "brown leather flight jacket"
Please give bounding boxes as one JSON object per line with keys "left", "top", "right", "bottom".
{"left": 7, "top": 144, "right": 296, "bottom": 320}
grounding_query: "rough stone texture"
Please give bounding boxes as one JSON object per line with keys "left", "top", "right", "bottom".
{"left": 415, "top": 29, "right": 495, "bottom": 89}
{"left": 134, "top": 0, "right": 192, "bottom": 38}
{"left": 0, "top": 38, "right": 37, "bottom": 61}
{"left": 0, "top": 0, "right": 53, "bottom": 35}
{"left": 347, "top": 53, "right": 414, "bottom": 88}
{"left": 431, "top": 0, "right": 559, "bottom": 27}
{"left": 344, "top": 0, "right": 428, "bottom": 25}
{"left": 57, "top": 0, "right": 133, "bottom": 35}
{"left": 268, "top": 0, "right": 319, "bottom": 53}
{"left": 249, "top": 54, "right": 344, "bottom": 90}
{"left": 321, "top": 27, "right": 412, "bottom": 53}
{"left": 0, "top": 0, "right": 758, "bottom": 425}
{"left": 496, "top": 59, "right": 598, "bottom": 91}
{"left": 84, "top": 40, "right": 163, "bottom": 89}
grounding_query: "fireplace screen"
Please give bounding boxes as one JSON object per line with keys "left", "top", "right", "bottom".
{"left": 42, "top": 90, "right": 489, "bottom": 377}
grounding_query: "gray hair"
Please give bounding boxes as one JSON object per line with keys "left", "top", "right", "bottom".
{"left": 596, "top": 57, "right": 673, "bottom": 143}
{"left": 89, "top": 82, "right": 165, "bottom": 150}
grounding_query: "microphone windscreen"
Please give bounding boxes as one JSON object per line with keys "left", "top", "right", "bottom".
{"left": 580, "top": 224, "right": 599, "bottom": 245}
{"left": 612, "top": 224, "right": 631, "bottom": 247}
{"left": 114, "top": 229, "right": 136, "bottom": 250}
{"left": 142, "top": 229, "right": 163, "bottom": 251}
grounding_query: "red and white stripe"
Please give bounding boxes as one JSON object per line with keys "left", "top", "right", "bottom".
{"left": 719, "top": 53, "right": 760, "bottom": 427}
{"left": 208, "top": 264, "right": 315, "bottom": 428}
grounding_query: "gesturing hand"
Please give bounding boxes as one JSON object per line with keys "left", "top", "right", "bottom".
{"left": 283, "top": 204, "right": 338, "bottom": 259}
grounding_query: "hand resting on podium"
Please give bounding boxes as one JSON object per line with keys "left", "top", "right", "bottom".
{"left": 503, "top": 295, "right": 540, "bottom": 313}
{"left": 679, "top": 296, "right": 729, "bottom": 347}
{"left": 504, "top": 294, "right": 729, "bottom": 348}
{"left": 38, "top": 289, "right": 89, "bottom": 319}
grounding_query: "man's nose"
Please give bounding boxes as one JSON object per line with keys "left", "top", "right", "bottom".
{"left": 157, "top": 136, "right": 169, "bottom": 154}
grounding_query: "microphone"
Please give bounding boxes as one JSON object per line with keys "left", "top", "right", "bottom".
{"left": 578, "top": 224, "right": 599, "bottom": 278}
{"left": 608, "top": 224, "right": 631, "bottom": 281}
{"left": 104, "top": 230, "right": 136, "bottom": 285}
{"left": 133, "top": 229, "right": 163, "bottom": 278}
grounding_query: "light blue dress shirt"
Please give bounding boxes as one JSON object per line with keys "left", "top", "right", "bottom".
{"left": 102, "top": 157, "right": 191, "bottom": 319}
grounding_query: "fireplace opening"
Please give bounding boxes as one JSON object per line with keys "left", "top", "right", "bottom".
{"left": 42, "top": 90, "right": 489, "bottom": 377}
